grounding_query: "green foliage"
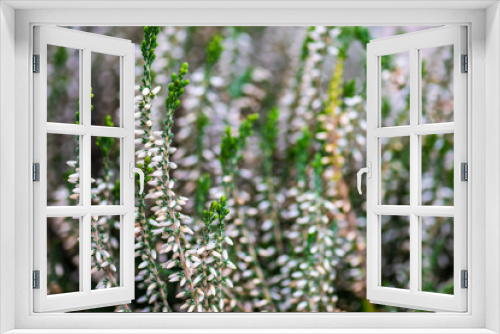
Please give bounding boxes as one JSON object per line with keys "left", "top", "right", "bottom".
{"left": 421, "top": 134, "right": 454, "bottom": 198}
{"left": 54, "top": 46, "right": 69, "bottom": 64}
{"left": 293, "top": 128, "right": 311, "bottom": 184}
{"left": 165, "top": 63, "right": 190, "bottom": 113}
{"left": 260, "top": 107, "right": 279, "bottom": 155}
{"left": 422, "top": 59, "right": 428, "bottom": 78}
{"left": 204, "top": 196, "right": 229, "bottom": 224}
{"left": 229, "top": 68, "right": 253, "bottom": 98}
{"left": 354, "top": 26, "right": 371, "bottom": 45}
{"left": 337, "top": 26, "right": 371, "bottom": 56}
{"left": 163, "top": 63, "right": 190, "bottom": 162}
{"left": 47, "top": 46, "right": 72, "bottom": 122}
{"left": 112, "top": 180, "right": 120, "bottom": 200}
{"left": 196, "top": 173, "right": 211, "bottom": 218}
{"left": 301, "top": 26, "right": 316, "bottom": 61}
{"left": 95, "top": 115, "right": 115, "bottom": 156}
{"left": 343, "top": 79, "right": 357, "bottom": 99}
{"left": 260, "top": 107, "right": 279, "bottom": 179}
{"left": 312, "top": 153, "right": 323, "bottom": 194}
{"left": 206, "top": 34, "right": 224, "bottom": 67}
{"left": 200, "top": 196, "right": 231, "bottom": 311}
{"left": 220, "top": 114, "right": 259, "bottom": 175}
{"left": 141, "top": 26, "right": 160, "bottom": 89}
{"left": 195, "top": 111, "right": 210, "bottom": 158}
{"left": 381, "top": 53, "right": 394, "bottom": 71}
{"left": 381, "top": 96, "right": 391, "bottom": 120}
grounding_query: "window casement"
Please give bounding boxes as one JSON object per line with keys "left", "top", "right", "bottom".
{"left": 33, "top": 25, "right": 136, "bottom": 312}
{"left": 362, "top": 25, "right": 467, "bottom": 312}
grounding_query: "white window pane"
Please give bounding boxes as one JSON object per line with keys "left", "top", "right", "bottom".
{"left": 421, "top": 45, "right": 454, "bottom": 124}
{"left": 381, "top": 215, "right": 410, "bottom": 290}
{"left": 47, "top": 45, "right": 80, "bottom": 124}
{"left": 91, "top": 52, "right": 121, "bottom": 127}
{"left": 91, "top": 136, "right": 121, "bottom": 205}
{"left": 421, "top": 216, "right": 454, "bottom": 294}
{"left": 381, "top": 136, "right": 410, "bottom": 205}
{"left": 47, "top": 133, "right": 82, "bottom": 206}
{"left": 421, "top": 133, "right": 454, "bottom": 206}
{"left": 380, "top": 52, "right": 410, "bottom": 127}
{"left": 91, "top": 215, "right": 121, "bottom": 289}
{"left": 47, "top": 216, "right": 81, "bottom": 295}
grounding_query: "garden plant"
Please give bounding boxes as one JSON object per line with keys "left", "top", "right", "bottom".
{"left": 45, "top": 25, "right": 455, "bottom": 312}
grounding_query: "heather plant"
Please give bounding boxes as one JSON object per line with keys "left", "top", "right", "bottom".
{"left": 192, "top": 33, "right": 224, "bottom": 217}
{"left": 45, "top": 25, "right": 455, "bottom": 313}
{"left": 136, "top": 31, "right": 236, "bottom": 312}
{"left": 256, "top": 107, "right": 283, "bottom": 258}
{"left": 188, "top": 196, "right": 233, "bottom": 312}
{"left": 169, "top": 31, "right": 224, "bottom": 223}
{"left": 218, "top": 114, "right": 279, "bottom": 312}
{"left": 133, "top": 26, "right": 172, "bottom": 312}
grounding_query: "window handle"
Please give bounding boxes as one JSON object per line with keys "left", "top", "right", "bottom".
{"left": 357, "top": 162, "right": 372, "bottom": 195}
{"left": 130, "top": 162, "right": 145, "bottom": 194}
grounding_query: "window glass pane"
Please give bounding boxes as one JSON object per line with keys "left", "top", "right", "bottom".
{"left": 91, "top": 215, "right": 121, "bottom": 289}
{"left": 91, "top": 136, "right": 121, "bottom": 205}
{"left": 421, "top": 217, "right": 454, "bottom": 294}
{"left": 47, "top": 45, "right": 80, "bottom": 124}
{"left": 421, "top": 45, "right": 454, "bottom": 124}
{"left": 421, "top": 133, "right": 454, "bottom": 206}
{"left": 380, "top": 52, "right": 410, "bottom": 127}
{"left": 47, "top": 216, "right": 80, "bottom": 295}
{"left": 91, "top": 52, "right": 121, "bottom": 127}
{"left": 381, "top": 136, "right": 410, "bottom": 205}
{"left": 47, "top": 133, "right": 81, "bottom": 206}
{"left": 381, "top": 215, "right": 410, "bottom": 290}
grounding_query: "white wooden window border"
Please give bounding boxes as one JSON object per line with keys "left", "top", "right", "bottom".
{"left": 32, "top": 25, "right": 136, "bottom": 313}
{"left": 1, "top": 2, "right": 498, "bottom": 333}
{"left": 366, "top": 26, "right": 467, "bottom": 312}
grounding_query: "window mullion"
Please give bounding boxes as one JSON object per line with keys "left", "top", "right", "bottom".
{"left": 81, "top": 48, "right": 91, "bottom": 211}
{"left": 82, "top": 48, "right": 92, "bottom": 294}
{"left": 409, "top": 47, "right": 420, "bottom": 294}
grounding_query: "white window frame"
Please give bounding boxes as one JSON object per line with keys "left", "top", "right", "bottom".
{"left": 33, "top": 25, "right": 136, "bottom": 313}
{"left": 0, "top": 1, "right": 499, "bottom": 333}
{"left": 366, "top": 26, "right": 467, "bottom": 312}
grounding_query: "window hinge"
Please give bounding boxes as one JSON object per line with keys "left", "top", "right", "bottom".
{"left": 33, "top": 270, "right": 40, "bottom": 289}
{"left": 33, "top": 54, "right": 40, "bottom": 73}
{"left": 461, "top": 270, "right": 468, "bottom": 289}
{"left": 461, "top": 162, "right": 468, "bottom": 181}
{"left": 33, "top": 163, "right": 40, "bottom": 182}
{"left": 461, "top": 54, "right": 468, "bottom": 73}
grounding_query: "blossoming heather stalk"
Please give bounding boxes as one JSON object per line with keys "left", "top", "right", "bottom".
{"left": 168, "top": 32, "right": 224, "bottom": 222}
{"left": 286, "top": 26, "right": 335, "bottom": 147}
{"left": 254, "top": 107, "right": 286, "bottom": 306}
{"left": 153, "top": 63, "right": 203, "bottom": 310}
{"left": 134, "top": 26, "right": 171, "bottom": 312}
{"left": 219, "top": 114, "right": 276, "bottom": 311}
{"left": 258, "top": 107, "right": 283, "bottom": 253}
{"left": 315, "top": 28, "right": 371, "bottom": 298}
{"left": 194, "top": 197, "right": 233, "bottom": 312}
{"left": 194, "top": 34, "right": 224, "bottom": 217}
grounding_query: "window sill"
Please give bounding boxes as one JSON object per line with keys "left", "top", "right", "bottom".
{"left": 4, "top": 329, "right": 497, "bottom": 334}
